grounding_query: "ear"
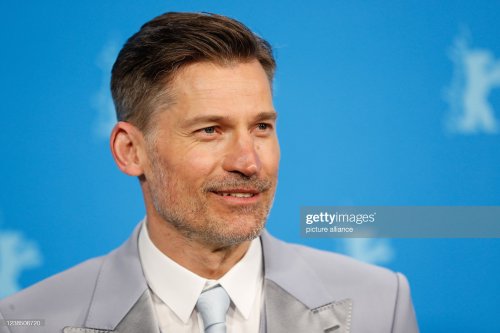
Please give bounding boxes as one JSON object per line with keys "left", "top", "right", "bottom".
{"left": 110, "top": 121, "right": 147, "bottom": 176}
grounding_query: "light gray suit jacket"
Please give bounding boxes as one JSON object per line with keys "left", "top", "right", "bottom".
{"left": 0, "top": 224, "right": 418, "bottom": 333}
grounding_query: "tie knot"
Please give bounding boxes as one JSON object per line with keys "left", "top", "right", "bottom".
{"left": 196, "top": 285, "right": 230, "bottom": 333}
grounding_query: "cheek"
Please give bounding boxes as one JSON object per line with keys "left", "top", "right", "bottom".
{"left": 258, "top": 140, "right": 280, "bottom": 175}
{"left": 169, "top": 151, "right": 219, "bottom": 184}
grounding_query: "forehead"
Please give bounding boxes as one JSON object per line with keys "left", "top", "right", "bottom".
{"left": 169, "top": 61, "right": 273, "bottom": 109}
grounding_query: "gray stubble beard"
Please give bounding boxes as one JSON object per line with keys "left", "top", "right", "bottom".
{"left": 147, "top": 147, "right": 275, "bottom": 247}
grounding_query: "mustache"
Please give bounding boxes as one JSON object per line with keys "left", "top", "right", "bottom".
{"left": 203, "top": 175, "right": 273, "bottom": 193}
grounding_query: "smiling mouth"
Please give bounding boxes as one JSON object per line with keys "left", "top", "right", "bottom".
{"left": 210, "top": 188, "right": 261, "bottom": 199}
{"left": 215, "top": 192, "right": 256, "bottom": 198}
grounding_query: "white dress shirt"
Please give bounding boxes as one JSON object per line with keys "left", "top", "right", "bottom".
{"left": 138, "top": 221, "right": 264, "bottom": 333}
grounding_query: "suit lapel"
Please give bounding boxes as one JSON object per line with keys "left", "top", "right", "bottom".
{"left": 63, "top": 290, "right": 158, "bottom": 333}
{"left": 64, "top": 223, "right": 158, "bottom": 333}
{"left": 260, "top": 231, "right": 352, "bottom": 333}
{"left": 113, "top": 289, "right": 158, "bottom": 333}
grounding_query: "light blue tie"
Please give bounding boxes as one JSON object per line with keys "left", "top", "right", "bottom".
{"left": 196, "top": 285, "right": 230, "bottom": 333}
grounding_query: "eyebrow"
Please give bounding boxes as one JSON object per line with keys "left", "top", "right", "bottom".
{"left": 182, "top": 111, "right": 278, "bottom": 127}
{"left": 255, "top": 111, "right": 278, "bottom": 122}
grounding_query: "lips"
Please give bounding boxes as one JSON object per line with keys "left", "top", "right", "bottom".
{"left": 212, "top": 189, "right": 260, "bottom": 198}
{"left": 216, "top": 192, "right": 255, "bottom": 198}
{"left": 208, "top": 187, "right": 263, "bottom": 204}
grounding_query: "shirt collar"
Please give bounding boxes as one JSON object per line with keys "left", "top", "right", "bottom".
{"left": 138, "top": 221, "right": 263, "bottom": 323}
{"left": 219, "top": 234, "right": 263, "bottom": 319}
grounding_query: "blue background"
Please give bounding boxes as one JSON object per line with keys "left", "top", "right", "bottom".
{"left": 1, "top": 1, "right": 499, "bottom": 332}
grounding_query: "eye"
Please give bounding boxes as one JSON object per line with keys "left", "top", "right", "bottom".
{"left": 195, "top": 126, "right": 220, "bottom": 139}
{"left": 257, "top": 123, "right": 270, "bottom": 130}
{"left": 202, "top": 126, "right": 216, "bottom": 134}
{"left": 256, "top": 123, "right": 274, "bottom": 133}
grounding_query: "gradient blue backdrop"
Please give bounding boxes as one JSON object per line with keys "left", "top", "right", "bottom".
{"left": 1, "top": 1, "right": 499, "bottom": 332}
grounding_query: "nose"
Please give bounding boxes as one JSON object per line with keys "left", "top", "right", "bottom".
{"left": 222, "top": 133, "right": 261, "bottom": 177}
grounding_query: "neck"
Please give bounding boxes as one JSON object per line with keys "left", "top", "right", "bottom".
{"left": 146, "top": 214, "right": 251, "bottom": 280}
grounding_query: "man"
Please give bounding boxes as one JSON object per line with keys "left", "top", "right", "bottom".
{"left": 0, "top": 12, "right": 419, "bottom": 333}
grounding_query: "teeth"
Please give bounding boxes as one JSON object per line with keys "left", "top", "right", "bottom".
{"left": 220, "top": 193, "right": 254, "bottom": 198}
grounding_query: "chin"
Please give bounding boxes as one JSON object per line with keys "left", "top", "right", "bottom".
{"left": 208, "top": 218, "right": 265, "bottom": 246}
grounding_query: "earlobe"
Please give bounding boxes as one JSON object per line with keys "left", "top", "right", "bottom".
{"left": 110, "top": 122, "right": 145, "bottom": 176}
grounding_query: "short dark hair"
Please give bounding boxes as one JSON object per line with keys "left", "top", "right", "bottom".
{"left": 111, "top": 12, "right": 276, "bottom": 133}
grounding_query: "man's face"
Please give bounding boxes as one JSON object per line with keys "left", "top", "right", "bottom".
{"left": 144, "top": 60, "right": 279, "bottom": 246}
